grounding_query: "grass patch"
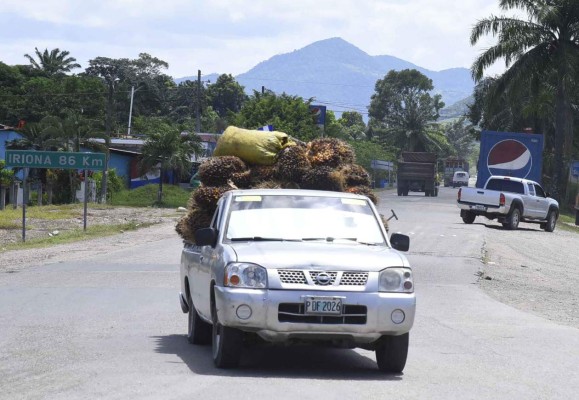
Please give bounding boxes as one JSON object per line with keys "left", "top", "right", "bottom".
{"left": 558, "top": 211, "right": 579, "bottom": 233}
{"left": 0, "top": 221, "right": 156, "bottom": 252}
{"left": 0, "top": 204, "right": 82, "bottom": 229}
{"left": 111, "top": 184, "right": 191, "bottom": 208}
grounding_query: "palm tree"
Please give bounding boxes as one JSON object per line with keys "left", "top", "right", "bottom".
{"left": 470, "top": 0, "right": 579, "bottom": 200}
{"left": 139, "top": 127, "right": 202, "bottom": 204}
{"left": 24, "top": 48, "right": 81, "bottom": 77}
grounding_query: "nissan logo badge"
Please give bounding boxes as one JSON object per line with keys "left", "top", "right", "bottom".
{"left": 316, "top": 273, "right": 331, "bottom": 285}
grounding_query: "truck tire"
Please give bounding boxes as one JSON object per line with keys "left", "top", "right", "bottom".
{"left": 425, "top": 190, "right": 430, "bottom": 197}
{"left": 544, "top": 209, "right": 558, "bottom": 232}
{"left": 375, "top": 333, "right": 409, "bottom": 373}
{"left": 211, "top": 293, "right": 243, "bottom": 368}
{"left": 187, "top": 292, "right": 212, "bottom": 345}
{"left": 403, "top": 189, "right": 409, "bottom": 196}
{"left": 505, "top": 207, "right": 521, "bottom": 230}
{"left": 462, "top": 211, "right": 476, "bottom": 224}
{"left": 397, "top": 187, "right": 402, "bottom": 196}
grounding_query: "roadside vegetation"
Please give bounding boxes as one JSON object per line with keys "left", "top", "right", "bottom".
{"left": 0, "top": 220, "right": 154, "bottom": 252}
{"left": 111, "top": 184, "right": 191, "bottom": 208}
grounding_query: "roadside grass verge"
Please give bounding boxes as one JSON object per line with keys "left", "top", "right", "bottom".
{"left": 111, "top": 184, "right": 191, "bottom": 208}
{"left": 0, "top": 221, "right": 155, "bottom": 252}
{"left": 558, "top": 212, "right": 579, "bottom": 233}
{"left": 0, "top": 204, "right": 82, "bottom": 229}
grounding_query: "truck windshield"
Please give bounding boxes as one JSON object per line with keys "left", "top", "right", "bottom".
{"left": 486, "top": 179, "right": 524, "bottom": 194}
{"left": 225, "top": 194, "right": 386, "bottom": 245}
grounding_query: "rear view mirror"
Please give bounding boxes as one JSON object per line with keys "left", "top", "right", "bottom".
{"left": 195, "top": 227, "right": 218, "bottom": 247}
{"left": 390, "top": 233, "right": 409, "bottom": 252}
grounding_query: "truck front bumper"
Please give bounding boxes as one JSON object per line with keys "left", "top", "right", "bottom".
{"left": 213, "top": 287, "right": 415, "bottom": 344}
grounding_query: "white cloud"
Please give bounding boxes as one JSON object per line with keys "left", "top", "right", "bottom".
{"left": 0, "top": 0, "right": 511, "bottom": 78}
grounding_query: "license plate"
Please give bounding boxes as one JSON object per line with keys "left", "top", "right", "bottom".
{"left": 304, "top": 297, "right": 342, "bottom": 315}
{"left": 474, "top": 205, "right": 486, "bottom": 211}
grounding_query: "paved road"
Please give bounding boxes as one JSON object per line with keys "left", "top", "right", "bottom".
{"left": 1, "top": 187, "right": 578, "bottom": 400}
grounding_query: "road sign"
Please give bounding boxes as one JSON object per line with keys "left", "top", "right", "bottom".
{"left": 371, "top": 159, "right": 393, "bottom": 171}
{"left": 5, "top": 150, "right": 106, "bottom": 171}
{"left": 572, "top": 161, "right": 579, "bottom": 177}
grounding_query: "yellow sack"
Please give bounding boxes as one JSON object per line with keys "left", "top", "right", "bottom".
{"left": 213, "top": 126, "right": 294, "bottom": 165}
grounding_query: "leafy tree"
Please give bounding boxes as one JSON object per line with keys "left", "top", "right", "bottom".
{"left": 24, "top": 48, "right": 81, "bottom": 77}
{"left": 138, "top": 118, "right": 202, "bottom": 204}
{"left": 0, "top": 160, "right": 15, "bottom": 210}
{"left": 206, "top": 74, "right": 247, "bottom": 118}
{"left": 230, "top": 91, "right": 319, "bottom": 141}
{"left": 470, "top": 0, "right": 579, "bottom": 199}
{"left": 368, "top": 69, "right": 445, "bottom": 153}
{"left": 338, "top": 111, "right": 367, "bottom": 140}
{"left": 442, "top": 117, "right": 475, "bottom": 159}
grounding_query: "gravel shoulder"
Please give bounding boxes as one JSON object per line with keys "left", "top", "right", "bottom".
{"left": 479, "top": 220, "right": 579, "bottom": 329}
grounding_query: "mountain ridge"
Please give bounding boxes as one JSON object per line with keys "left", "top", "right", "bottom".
{"left": 176, "top": 37, "right": 473, "bottom": 119}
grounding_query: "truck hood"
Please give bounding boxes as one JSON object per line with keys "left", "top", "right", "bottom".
{"left": 228, "top": 241, "right": 408, "bottom": 272}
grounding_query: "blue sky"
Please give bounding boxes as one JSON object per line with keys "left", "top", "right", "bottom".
{"left": 0, "top": 0, "right": 507, "bottom": 79}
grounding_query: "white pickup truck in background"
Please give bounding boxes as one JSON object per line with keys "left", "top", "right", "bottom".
{"left": 457, "top": 176, "right": 559, "bottom": 231}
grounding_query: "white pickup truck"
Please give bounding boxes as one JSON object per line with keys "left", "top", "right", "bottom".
{"left": 179, "top": 188, "right": 415, "bottom": 373}
{"left": 457, "top": 176, "right": 559, "bottom": 231}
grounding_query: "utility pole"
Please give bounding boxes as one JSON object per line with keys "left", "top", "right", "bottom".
{"left": 262, "top": 85, "right": 265, "bottom": 95}
{"left": 127, "top": 85, "right": 135, "bottom": 136}
{"left": 196, "top": 70, "right": 201, "bottom": 133}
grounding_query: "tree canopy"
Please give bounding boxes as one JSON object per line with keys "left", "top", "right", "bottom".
{"left": 470, "top": 0, "right": 579, "bottom": 199}
{"left": 368, "top": 69, "right": 446, "bottom": 153}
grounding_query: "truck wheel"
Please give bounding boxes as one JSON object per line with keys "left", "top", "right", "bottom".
{"left": 506, "top": 207, "right": 521, "bottom": 230}
{"left": 425, "top": 190, "right": 430, "bottom": 197}
{"left": 187, "top": 293, "right": 212, "bottom": 345}
{"left": 544, "top": 210, "right": 557, "bottom": 232}
{"left": 211, "top": 296, "right": 243, "bottom": 368}
{"left": 375, "top": 333, "right": 409, "bottom": 373}
{"left": 462, "top": 211, "right": 476, "bottom": 224}
{"left": 403, "top": 189, "right": 409, "bottom": 196}
{"left": 397, "top": 187, "right": 402, "bottom": 196}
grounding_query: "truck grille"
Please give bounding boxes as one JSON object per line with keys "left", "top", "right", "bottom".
{"left": 278, "top": 303, "right": 367, "bottom": 325}
{"left": 309, "top": 271, "right": 338, "bottom": 285}
{"left": 278, "top": 270, "right": 307, "bottom": 284}
{"left": 278, "top": 270, "right": 368, "bottom": 286}
{"left": 340, "top": 272, "right": 368, "bottom": 286}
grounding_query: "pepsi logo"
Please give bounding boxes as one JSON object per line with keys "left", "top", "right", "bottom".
{"left": 487, "top": 139, "right": 532, "bottom": 178}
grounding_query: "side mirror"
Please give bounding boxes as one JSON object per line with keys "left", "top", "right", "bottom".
{"left": 194, "top": 227, "right": 218, "bottom": 247}
{"left": 390, "top": 233, "right": 409, "bottom": 252}
{"left": 545, "top": 192, "right": 551, "bottom": 198}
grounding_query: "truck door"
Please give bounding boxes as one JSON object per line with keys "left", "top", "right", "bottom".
{"left": 533, "top": 184, "right": 550, "bottom": 218}
{"left": 193, "top": 204, "right": 222, "bottom": 320}
{"left": 524, "top": 183, "right": 539, "bottom": 218}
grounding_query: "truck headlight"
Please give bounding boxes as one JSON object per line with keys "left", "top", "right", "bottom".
{"left": 379, "top": 268, "right": 413, "bottom": 293}
{"left": 224, "top": 263, "right": 268, "bottom": 289}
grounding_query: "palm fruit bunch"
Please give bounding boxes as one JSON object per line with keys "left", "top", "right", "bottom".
{"left": 274, "top": 145, "right": 311, "bottom": 183}
{"left": 176, "top": 133, "right": 380, "bottom": 243}
{"left": 306, "top": 138, "right": 356, "bottom": 168}
{"left": 175, "top": 207, "right": 214, "bottom": 242}
{"left": 301, "top": 166, "right": 346, "bottom": 192}
{"left": 341, "top": 164, "right": 371, "bottom": 187}
{"left": 248, "top": 164, "right": 277, "bottom": 185}
{"left": 197, "top": 155, "right": 247, "bottom": 186}
{"left": 193, "top": 186, "right": 233, "bottom": 213}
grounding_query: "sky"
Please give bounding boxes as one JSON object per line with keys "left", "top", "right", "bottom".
{"left": 0, "top": 0, "right": 510, "bottom": 80}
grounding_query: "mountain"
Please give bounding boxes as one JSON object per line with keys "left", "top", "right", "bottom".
{"left": 176, "top": 37, "right": 474, "bottom": 118}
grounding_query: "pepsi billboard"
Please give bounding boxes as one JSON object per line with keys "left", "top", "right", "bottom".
{"left": 476, "top": 130, "right": 544, "bottom": 188}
